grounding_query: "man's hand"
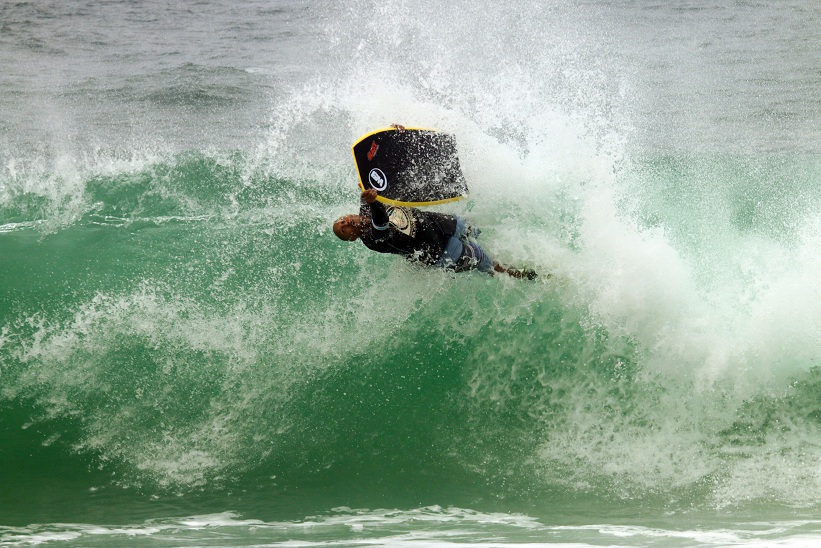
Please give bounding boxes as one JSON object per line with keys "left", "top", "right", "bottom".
{"left": 390, "top": 123, "right": 406, "bottom": 133}
{"left": 362, "top": 188, "right": 378, "bottom": 203}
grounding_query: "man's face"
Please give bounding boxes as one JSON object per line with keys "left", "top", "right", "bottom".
{"left": 333, "top": 215, "right": 363, "bottom": 241}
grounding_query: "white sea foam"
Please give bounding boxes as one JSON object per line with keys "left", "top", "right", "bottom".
{"left": 3, "top": 509, "right": 821, "bottom": 547}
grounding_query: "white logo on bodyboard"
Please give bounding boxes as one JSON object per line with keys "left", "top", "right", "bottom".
{"left": 369, "top": 168, "right": 388, "bottom": 191}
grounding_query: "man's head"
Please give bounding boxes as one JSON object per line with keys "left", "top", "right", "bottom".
{"left": 333, "top": 214, "right": 364, "bottom": 241}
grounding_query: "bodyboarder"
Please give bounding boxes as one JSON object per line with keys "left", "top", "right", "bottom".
{"left": 333, "top": 188, "right": 537, "bottom": 279}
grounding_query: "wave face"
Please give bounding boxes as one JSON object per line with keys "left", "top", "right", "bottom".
{"left": 3, "top": 0, "right": 821, "bottom": 538}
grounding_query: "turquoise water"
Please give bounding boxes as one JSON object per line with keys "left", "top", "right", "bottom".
{"left": 4, "top": 0, "right": 821, "bottom": 546}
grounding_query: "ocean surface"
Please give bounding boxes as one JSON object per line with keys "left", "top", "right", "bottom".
{"left": 3, "top": 0, "right": 821, "bottom": 546}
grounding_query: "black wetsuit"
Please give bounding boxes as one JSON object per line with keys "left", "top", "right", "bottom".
{"left": 359, "top": 200, "right": 458, "bottom": 265}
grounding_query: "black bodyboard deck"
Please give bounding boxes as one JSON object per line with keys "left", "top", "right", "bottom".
{"left": 352, "top": 127, "right": 468, "bottom": 206}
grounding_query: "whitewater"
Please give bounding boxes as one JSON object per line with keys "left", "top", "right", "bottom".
{"left": 3, "top": 0, "right": 821, "bottom": 546}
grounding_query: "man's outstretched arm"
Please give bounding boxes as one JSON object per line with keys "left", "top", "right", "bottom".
{"left": 361, "top": 189, "right": 389, "bottom": 229}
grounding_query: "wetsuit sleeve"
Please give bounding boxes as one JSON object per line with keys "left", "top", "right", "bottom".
{"left": 364, "top": 200, "right": 390, "bottom": 231}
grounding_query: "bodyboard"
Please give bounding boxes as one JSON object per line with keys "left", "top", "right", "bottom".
{"left": 352, "top": 127, "right": 469, "bottom": 206}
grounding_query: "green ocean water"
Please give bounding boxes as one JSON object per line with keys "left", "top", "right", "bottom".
{"left": 4, "top": 0, "right": 821, "bottom": 546}
{"left": 4, "top": 148, "right": 821, "bottom": 545}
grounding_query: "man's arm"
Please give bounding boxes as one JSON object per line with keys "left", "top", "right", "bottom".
{"left": 362, "top": 189, "right": 389, "bottom": 231}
